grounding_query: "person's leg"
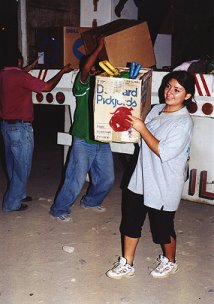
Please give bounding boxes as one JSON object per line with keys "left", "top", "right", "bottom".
{"left": 80, "top": 143, "right": 114, "bottom": 207}
{"left": 162, "top": 235, "right": 176, "bottom": 262}
{"left": 1, "top": 122, "right": 34, "bottom": 211}
{"left": 149, "top": 208, "right": 178, "bottom": 278}
{"left": 50, "top": 137, "right": 94, "bottom": 217}
{"left": 121, "top": 189, "right": 146, "bottom": 265}
{"left": 123, "top": 235, "right": 139, "bottom": 265}
{"left": 106, "top": 189, "right": 146, "bottom": 279}
{"left": 1, "top": 123, "right": 13, "bottom": 182}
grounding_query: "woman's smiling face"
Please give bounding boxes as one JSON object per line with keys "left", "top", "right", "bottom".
{"left": 164, "top": 78, "right": 191, "bottom": 110}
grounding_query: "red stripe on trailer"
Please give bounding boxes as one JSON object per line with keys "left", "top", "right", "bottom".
{"left": 38, "top": 70, "right": 43, "bottom": 79}
{"left": 194, "top": 74, "right": 203, "bottom": 96}
{"left": 199, "top": 74, "right": 211, "bottom": 96}
{"left": 42, "top": 70, "right": 48, "bottom": 81}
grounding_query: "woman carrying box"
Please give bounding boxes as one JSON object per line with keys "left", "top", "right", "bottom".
{"left": 106, "top": 70, "right": 196, "bottom": 279}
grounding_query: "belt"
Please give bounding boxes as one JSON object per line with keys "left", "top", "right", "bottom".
{"left": 1, "top": 119, "right": 32, "bottom": 124}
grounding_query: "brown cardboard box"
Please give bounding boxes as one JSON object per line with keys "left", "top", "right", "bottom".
{"left": 93, "top": 68, "right": 152, "bottom": 143}
{"left": 63, "top": 27, "right": 90, "bottom": 68}
{"left": 36, "top": 26, "right": 90, "bottom": 69}
{"left": 81, "top": 20, "right": 156, "bottom": 68}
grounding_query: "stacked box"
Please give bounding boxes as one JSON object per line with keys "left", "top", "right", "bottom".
{"left": 36, "top": 26, "right": 90, "bottom": 69}
{"left": 81, "top": 20, "right": 156, "bottom": 68}
{"left": 94, "top": 68, "right": 152, "bottom": 143}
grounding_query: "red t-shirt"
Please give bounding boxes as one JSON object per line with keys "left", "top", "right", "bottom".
{"left": 0, "top": 67, "right": 46, "bottom": 121}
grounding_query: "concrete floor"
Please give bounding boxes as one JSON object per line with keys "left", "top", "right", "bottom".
{"left": 0, "top": 131, "right": 214, "bottom": 304}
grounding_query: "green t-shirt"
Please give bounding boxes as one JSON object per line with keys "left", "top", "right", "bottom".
{"left": 71, "top": 71, "right": 104, "bottom": 144}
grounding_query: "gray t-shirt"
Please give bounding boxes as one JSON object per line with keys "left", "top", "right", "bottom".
{"left": 128, "top": 104, "right": 194, "bottom": 211}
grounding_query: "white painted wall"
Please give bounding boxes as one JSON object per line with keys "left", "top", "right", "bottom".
{"left": 154, "top": 34, "right": 172, "bottom": 69}
{"left": 183, "top": 116, "right": 214, "bottom": 204}
{"left": 80, "top": 0, "right": 138, "bottom": 27}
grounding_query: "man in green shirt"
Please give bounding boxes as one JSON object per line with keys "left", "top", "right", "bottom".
{"left": 50, "top": 36, "right": 115, "bottom": 222}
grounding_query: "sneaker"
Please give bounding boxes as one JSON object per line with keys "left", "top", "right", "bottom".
{"left": 16, "top": 203, "right": 28, "bottom": 211}
{"left": 106, "top": 257, "right": 135, "bottom": 280}
{"left": 3, "top": 203, "right": 29, "bottom": 212}
{"left": 150, "top": 255, "right": 178, "bottom": 278}
{"left": 50, "top": 214, "right": 72, "bottom": 222}
{"left": 21, "top": 196, "right": 33, "bottom": 202}
{"left": 80, "top": 203, "right": 106, "bottom": 213}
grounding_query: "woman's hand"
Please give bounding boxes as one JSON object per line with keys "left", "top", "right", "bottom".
{"left": 127, "top": 115, "right": 146, "bottom": 133}
{"left": 127, "top": 115, "right": 160, "bottom": 157}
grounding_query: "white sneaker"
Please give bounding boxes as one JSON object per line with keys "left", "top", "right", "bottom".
{"left": 80, "top": 203, "right": 106, "bottom": 213}
{"left": 50, "top": 214, "right": 72, "bottom": 222}
{"left": 106, "top": 257, "right": 135, "bottom": 280}
{"left": 150, "top": 255, "right": 178, "bottom": 278}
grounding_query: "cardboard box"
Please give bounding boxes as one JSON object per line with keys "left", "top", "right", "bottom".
{"left": 36, "top": 26, "right": 90, "bottom": 69}
{"left": 93, "top": 68, "right": 152, "bottom": 143}
{"left": 81, "top": 20, "right": 156, "bottom": 68}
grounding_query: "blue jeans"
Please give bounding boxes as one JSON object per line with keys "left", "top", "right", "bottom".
{"left": 1, "top": 121, "right": 34, "bottom": 211}
{"left": 50, "top": 137, "right": 115, "bottom": 217}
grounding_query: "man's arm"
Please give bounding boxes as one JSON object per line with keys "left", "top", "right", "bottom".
{"left": 23, "top": 59, "right": 38, "bottom": 72}
{"left": 42, "top": 63, "right": 73, "bottom": 92}
{"left": 80, "top": 35, "right": 105, "bottom": 83}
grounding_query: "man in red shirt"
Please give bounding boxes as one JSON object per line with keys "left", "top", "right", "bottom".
{"left": 0, "top": 49, "right": 72, "bottom": 212}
